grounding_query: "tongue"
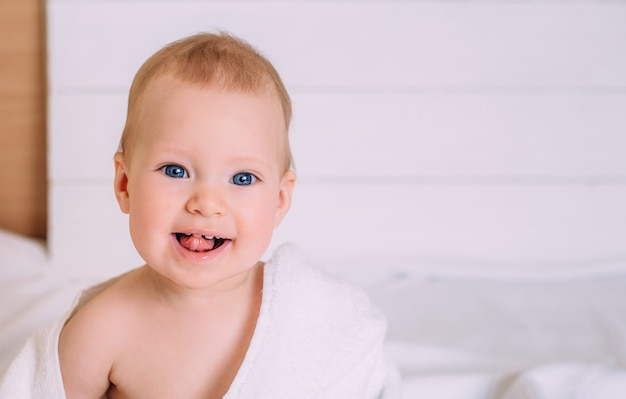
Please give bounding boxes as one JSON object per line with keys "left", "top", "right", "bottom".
{"left": 179, "top": 235, "right": 215, "bottom": 252}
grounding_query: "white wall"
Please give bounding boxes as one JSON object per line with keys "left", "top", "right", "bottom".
{"left": 47, "top": 1, "right": 626, "bottom": 278}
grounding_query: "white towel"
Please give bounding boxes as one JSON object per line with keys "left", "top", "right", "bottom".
{"left": 0, "top": 243, "right": 400, "bottom": 398}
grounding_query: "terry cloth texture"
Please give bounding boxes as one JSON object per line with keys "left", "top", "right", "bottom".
{"left": 0, "top": 243, "right": 400, "bottom": 398}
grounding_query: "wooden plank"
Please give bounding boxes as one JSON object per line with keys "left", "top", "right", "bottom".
{"left": 48, "top": 3, "right": 626, "bottom": 90}
{"left": 50, "top": 182, "right": 626, "bottom": 276}
{"left": 0, "top": 0, "right": 47, "bottom": 238}
{"left": 49, "top": 92, "right": 626, "bottom": 180}
{"left": 274, "top": 183, "right": 626, "bottom": 264}
{"left": 49, "top": 183, "right": 141, "bottom": 277}
{"left": 0, "top": 1, "right": 42, "bottom": 95}
{"left": 48, "top": 93, "right": 124, "bottom": 181}
{"left": 291, "top": 92, "right": 626, "bottom": 178}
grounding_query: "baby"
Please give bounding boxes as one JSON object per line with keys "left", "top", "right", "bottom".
{"left": 1, "top": 32, "right": 399, "bottom": 398}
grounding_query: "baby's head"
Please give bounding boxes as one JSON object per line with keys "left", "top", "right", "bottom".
{"left": 119, "top": 32, "right": 294, "bottom": 174}
{"left": 113, "top": 32, "right": 296, "bottom": 289}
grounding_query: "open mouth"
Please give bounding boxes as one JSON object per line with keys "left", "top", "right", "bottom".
{"left": 175, "top": 233, "right": 227, "bottom": 252}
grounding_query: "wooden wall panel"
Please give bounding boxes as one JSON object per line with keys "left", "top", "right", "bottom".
{"left": 0, "top": 0, "right": 47, "bottom": 238}
{"left": 46, "top": 1, "right": 626, "bottom": 276}
{"left": 49, "top": 93, "right": 626, "bottom": 181}
{"left": 50, "top": 182, "right": 626, "bottom": 278}
{"left": 48, "top": 3, "right": 626, "bottom": 90}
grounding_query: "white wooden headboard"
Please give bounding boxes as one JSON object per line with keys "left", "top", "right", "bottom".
{"left": 47, "top": 1, "right": 626, "bottom": 278}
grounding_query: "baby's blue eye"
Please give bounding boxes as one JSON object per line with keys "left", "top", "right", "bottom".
{"left": 161, "top": 165, "right": 188, "bottom": 179}
{"left": 231, "top": 172, "right": 257, "bottom": 186}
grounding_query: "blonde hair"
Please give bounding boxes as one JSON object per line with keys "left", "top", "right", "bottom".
{"left": 119, "top": 32, "right": 294, "bottom": 172}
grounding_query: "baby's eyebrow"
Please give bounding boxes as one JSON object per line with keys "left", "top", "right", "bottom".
{"left": 229, "top": 155, "right": 274, "bottom": 168}
{"left": 145, "top": 145, "right": 191, "bottom": 160}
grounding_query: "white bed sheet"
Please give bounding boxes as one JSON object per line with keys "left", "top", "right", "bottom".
{"left": 354, "top": 265, "right": 626, "bottom": 398}
{"left": 0, "top": 229, "right": 47, "bottom": 280}
{"left": 2, "top": 231, "right": 626, "bottom": 398}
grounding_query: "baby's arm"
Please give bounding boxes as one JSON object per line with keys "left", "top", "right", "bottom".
{"left": 58, "top": 303, "right": 117, "bottom": 398}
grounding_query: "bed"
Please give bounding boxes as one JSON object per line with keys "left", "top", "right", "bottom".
{"left": 2, "top": 228, "right": 625, "bottom": 398}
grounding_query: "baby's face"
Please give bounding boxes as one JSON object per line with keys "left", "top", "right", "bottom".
{"left": 114, "top": 78, "right": 295, "bottom": 291}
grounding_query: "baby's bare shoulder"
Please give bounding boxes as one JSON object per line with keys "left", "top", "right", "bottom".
{"left": 61, "top": 269, "right": 147, "bottom": 356}
{"left": 68, "top": 268, "right": 145, "bottom": 327}
{"left": 59, "top": 268, "right": 147, "bottom": 398}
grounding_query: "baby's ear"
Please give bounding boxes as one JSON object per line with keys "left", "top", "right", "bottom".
{"left": 113, "top": 152, "right": 131, "bottom": 214}
{"left": 274, "top": 170, "right": 296, "bottom": 228}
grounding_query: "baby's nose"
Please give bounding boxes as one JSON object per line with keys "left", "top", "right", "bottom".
{"left": 185, "top": 183, "right": 226, "bottom": 216}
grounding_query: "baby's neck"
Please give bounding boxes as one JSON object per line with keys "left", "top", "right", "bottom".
{"left": 142, "top": 261, "right": 265, "bottom": 309}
